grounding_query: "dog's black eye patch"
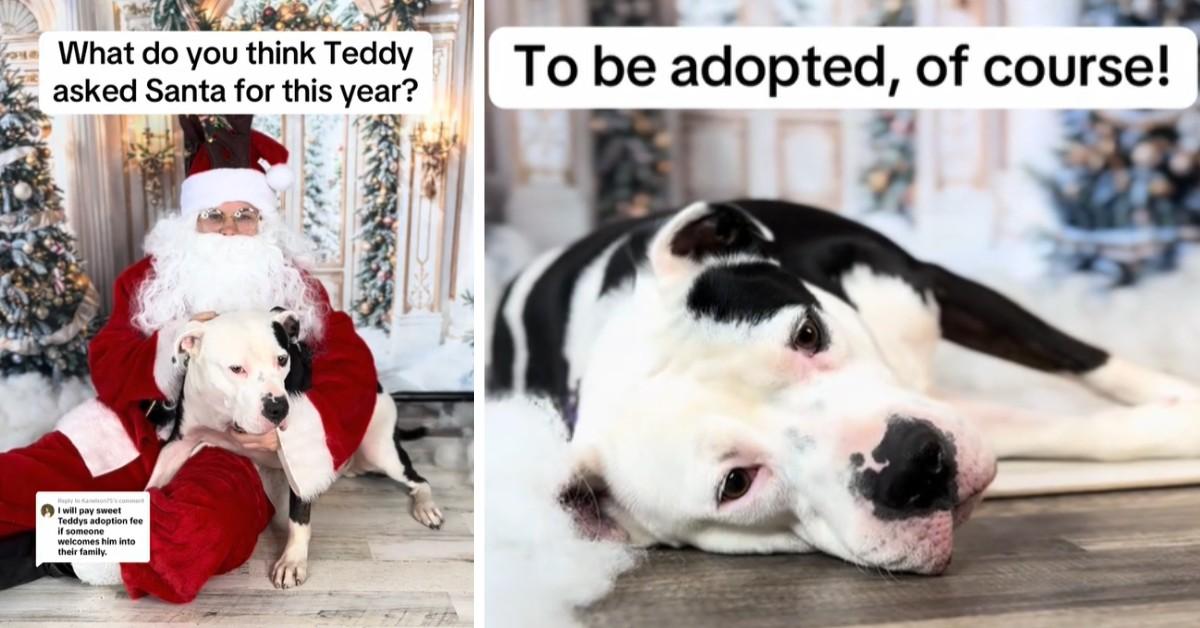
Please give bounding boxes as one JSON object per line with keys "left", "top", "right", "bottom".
{"left": 686, "top": 263, "right": 819, "bottom": 325}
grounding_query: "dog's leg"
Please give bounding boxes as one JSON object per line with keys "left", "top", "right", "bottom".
{"left": 926, "top": 264, "right": 1200, "bottom": 405}
{"left": 271, "top": 489, "right": 312, "bottom": 589}
{"left": 352, "top": 394, "right": 444, "bottom": 529}
{"left": 947, "top": 395, "right": 1200, "bottom": 461}
{"left": 840, "top": 266, "right": 941, "bottom": 394}
{"left": 391, "top": 438, "right": 444, "bottom": 529}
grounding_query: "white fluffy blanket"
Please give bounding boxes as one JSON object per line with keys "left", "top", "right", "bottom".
{"left": 485, "top": 397, "right": 641, "bottom": 627}
{"left": 0, "top": 374, "right": 93, "bottom": 452}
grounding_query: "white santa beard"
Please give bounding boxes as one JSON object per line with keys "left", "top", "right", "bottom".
{"left": 134, "top": 215, "right": 325, "bottom": 341}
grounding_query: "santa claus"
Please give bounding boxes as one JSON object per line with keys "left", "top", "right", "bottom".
{"left": 0, "top": 115, "right": 376, "bottom": 601}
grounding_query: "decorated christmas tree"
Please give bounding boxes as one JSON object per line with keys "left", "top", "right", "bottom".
{"left": 863, "top": 110, "right": 916, "bottom": 216}
{"left": 1041, "top": 0, "right": 1200, "bottom": 285}
{"left": 861, "top": 0, "right": 915, "bottom": 217}
{"left": 588, "top": 0, "right": 672, "bottom": 220}
{"left": 0, "top": 49, "right": 99, "bottom": 380}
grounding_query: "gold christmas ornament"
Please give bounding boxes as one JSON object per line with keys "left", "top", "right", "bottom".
{"left": 39, "top": 119, "right": 51, "bottom": 139}
{"left": 866, "top": 169, "right": 890, "bottom": 193}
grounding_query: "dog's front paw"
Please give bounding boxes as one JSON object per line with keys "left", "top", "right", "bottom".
{"left": 410, "top": 483, "right": 444, "bottom": 529}
{"left": 271, "top": 554, "right": 309, "bottom": 589}
{"left": 413, "top": 500, "right": 444, "bottom": 529}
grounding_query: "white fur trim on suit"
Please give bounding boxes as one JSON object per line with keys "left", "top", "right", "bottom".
{"left": 56, "top": 400, "right": 139, "bottom": 478}
{"left": 276, "top": 395, "right": 337, "bottom": 501}
{"left": 72, "top": 561, "right": 122, "bottom": 586}
{"left": 180, "top": 168, "right": 279, "bottom": 215}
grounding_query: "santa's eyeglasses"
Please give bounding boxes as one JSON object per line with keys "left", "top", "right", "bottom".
{"left": 196, "top": 207, "right": 262, "bottom": 232}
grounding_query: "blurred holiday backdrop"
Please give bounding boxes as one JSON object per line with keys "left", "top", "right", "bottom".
{"left": 0, "top": 0, "right": 475, "bottom": 458}
{"left": 485, "top": 0, "right": 1200, "bottom": 410}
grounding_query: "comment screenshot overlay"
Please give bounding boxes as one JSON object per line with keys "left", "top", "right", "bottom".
{"left": 35, "top": 492, "right": 150, "bottom": 565}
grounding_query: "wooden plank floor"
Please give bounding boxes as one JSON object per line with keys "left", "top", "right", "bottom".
{"left": 0, "top": 437, "right": 474, "bottom": 626}
{"left": 582, "top": 487, "right": 1200, "bottom": 627}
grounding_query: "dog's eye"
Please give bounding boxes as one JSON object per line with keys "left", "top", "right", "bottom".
{"left": 229, "top": 365, "right": 245, "bottom": 375}
{"left": 277, "top": 355, "right": 288, "bottom": 367}
{"left": 790, "top": 318, "right": 825, "bottom": 354}
{"left": 718, "top": 467, "right": 757, "bottom": 503}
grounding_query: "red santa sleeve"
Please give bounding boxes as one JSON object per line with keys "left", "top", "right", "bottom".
{"left": 88, "top": 257, "right": 185, "bottom": 408}
{"left": 276, "top": 280, "right": 378, "bottom": 500}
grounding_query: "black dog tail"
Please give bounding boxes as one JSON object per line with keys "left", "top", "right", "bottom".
{"left": 395, "top": 426, "right": 429, "bottom": 441}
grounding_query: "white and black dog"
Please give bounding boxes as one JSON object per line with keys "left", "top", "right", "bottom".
{"left": 490, "top": 200, "right": 1200, "bottom": 575}
{"left": 146, "top": 309, "right": 443, "bottom": 588}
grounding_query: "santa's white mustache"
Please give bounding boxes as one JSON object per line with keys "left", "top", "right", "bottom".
{"left": 132, "top": 213, "right": 325, "bottom": 341}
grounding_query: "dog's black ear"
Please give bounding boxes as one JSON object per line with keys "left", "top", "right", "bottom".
{"left": 650, "top": 202, "right": 773, "bottom": 282}
{"left": 283, "top": 340, "right": 314, "bottom": 395}
{"left": 558, "top": 450, "right": 629, "bottom": 543}
{"left": 271, "top": 308, "right": 301, "bottom": 343}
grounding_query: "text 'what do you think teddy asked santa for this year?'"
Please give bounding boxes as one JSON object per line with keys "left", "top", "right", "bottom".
{"left": 38, "top": 32, "right": 433, "bottom": 114}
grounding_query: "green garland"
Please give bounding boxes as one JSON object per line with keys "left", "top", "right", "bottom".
{"left": 373, "top": 0, "right": 432, "bottom": 30}
{"left": 152, "top": 0, "right": 429, "bottom": 31}
{"left": 152, "top": 0, "right": 214, "bottom": 31}
{"left": 352, "top": 115, "right": 404, "bottom": 329}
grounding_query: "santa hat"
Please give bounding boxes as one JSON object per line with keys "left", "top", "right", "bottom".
{"left": 177, "top": 115, "right": 294, "bottom": 216}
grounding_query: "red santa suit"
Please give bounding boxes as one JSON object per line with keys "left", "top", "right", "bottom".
{"left": 0, "top": 118, "right": 378, "bottom": 602}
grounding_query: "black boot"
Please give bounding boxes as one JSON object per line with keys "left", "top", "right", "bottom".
{"left": 0, "top": 531, "right": 77, "bottom": 591}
